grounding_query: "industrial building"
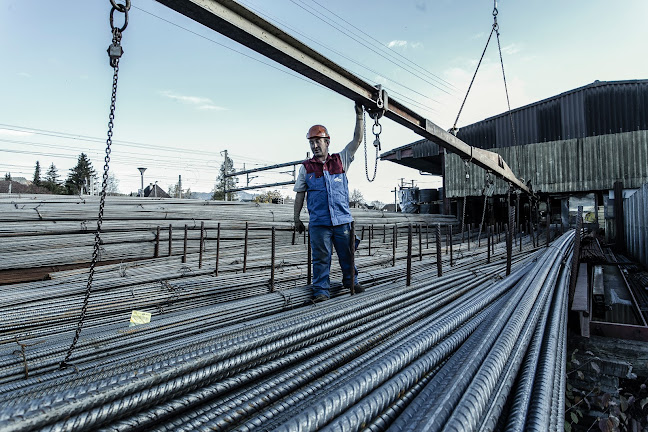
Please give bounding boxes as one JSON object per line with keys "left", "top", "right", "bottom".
{"left": 382, "top": 79, "right": 648, "bottom": 242}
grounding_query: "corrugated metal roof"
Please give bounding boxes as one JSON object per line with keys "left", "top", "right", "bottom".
{"left": 445, "top": 130, "right": 648, "bottom": 197}
{"left": 456, "top": 80, "right": 648, "bottom": 148}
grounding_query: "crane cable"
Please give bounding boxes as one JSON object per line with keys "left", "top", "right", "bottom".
{"left": 61, "top": 0, "right": 129, "bottom": 368}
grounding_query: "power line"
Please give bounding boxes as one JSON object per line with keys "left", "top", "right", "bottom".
{"left": 285, "top": 0, "right": 456, "bottom": 96}
{"left": 132, "top": 6, "right": 330, "bottom": 92}
{"left": 304, "top": 0, "right": 460, "bottom": 92}
{"left": 0, "top": 124, "right": 280, "bottom": 166}
{"left": 239, "top": 2, "right": 440, "bottom": 113}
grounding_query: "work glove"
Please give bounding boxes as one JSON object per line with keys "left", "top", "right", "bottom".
{"left": 295, "top": 219, "right": 305, "bottom": 234}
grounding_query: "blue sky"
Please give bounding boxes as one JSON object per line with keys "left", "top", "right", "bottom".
{"left": 1, "top": 0, "right": 646, "bottom": 203}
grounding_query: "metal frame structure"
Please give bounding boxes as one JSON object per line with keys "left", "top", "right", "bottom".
{"left": 224, "top": 160, "right": 300, "bottom": 194}
{"left": 155, "top": 0, "right": 532, "bottom": 195}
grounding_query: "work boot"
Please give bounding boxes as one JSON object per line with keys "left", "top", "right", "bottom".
{"left": 345, "top": 283, "right": 365, "bottom": 293}
{"left": 312, "top": 294, "right": 329, "bottom": 304}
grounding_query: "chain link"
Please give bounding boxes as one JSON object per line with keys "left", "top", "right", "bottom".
{"left": 363, "top": 110, "right": 378, "bottom": 182}
{"left": 61, "top": 7, "right": 125, "bottom": 369}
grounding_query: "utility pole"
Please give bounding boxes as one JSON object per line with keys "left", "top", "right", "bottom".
{"left": 391, "top": 187, "right": 398, "bottom": 212}
{"left": 221, "top": 150, "right": 228, "bottom": 201}
{"left": 178, "top": 175, "right": 182, "bottom": 199}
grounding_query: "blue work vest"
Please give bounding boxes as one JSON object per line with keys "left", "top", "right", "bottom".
{"left": 303, "top": 154, "right": 353, "bottom": 226}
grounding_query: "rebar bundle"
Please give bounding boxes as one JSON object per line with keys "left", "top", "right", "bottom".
{"left": 0, "top": 195, "right": 570, "bottom": 431}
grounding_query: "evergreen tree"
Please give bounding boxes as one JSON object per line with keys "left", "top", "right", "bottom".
{"left": 33, "top": 161, "right": 42, "bottom": 186}
{"left": 65, "top": 153, "right": 97, "bottom": 195}
{"left": 44, "top": 163, "right": 62, "bottom": 193}
{"left": 212, "top": 152, "right": 237, "bottom": 201}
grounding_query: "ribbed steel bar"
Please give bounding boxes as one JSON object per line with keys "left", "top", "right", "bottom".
{"left": 389, "top": 233, "right": 573, "bottom": 432}
{"left": 0, "top": 200, "right": 568, "bottom": 432}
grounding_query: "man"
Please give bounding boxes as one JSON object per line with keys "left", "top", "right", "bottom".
{"left": 294, "top": 102, "right": 365, "bottom": 303}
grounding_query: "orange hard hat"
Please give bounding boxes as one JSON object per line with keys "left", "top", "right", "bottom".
{"left": 306, "top": 125, "right": 329, "bottom": 139}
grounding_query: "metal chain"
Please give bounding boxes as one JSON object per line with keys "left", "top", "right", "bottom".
{"left": 61, "top": 3, "right": 127, "bottom": 369}
{"left": 363, "top": 110, "right": 378, "bottom": 182}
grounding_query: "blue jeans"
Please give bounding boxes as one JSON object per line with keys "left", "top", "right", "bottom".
{"left": 309, "top": 223, "right": 358, "bottom": 298}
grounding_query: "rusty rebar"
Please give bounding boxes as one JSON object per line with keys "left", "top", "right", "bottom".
{"left": 406, "top": 224, "right": 412, "bottom": 286}
{"left": 198, "top": 221, "right": 204, "bottom": 269}
{"left": 154, "top": 226, "right": 160, "bottom": 258}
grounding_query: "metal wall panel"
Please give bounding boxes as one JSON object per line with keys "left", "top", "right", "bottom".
{"left": 445, "top": 130, "right": 648, "bottom": 197}
{"left": 624, "top": 183, "right": 648, "bottom": 269}
{"left": 456, "top": 80, "right": 648, "bottom": 149}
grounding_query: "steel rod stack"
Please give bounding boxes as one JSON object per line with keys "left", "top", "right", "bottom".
{"left": 0, "top": 231, "right": 573, "bottom": 432}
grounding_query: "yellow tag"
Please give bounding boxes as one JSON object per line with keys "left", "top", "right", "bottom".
{"left": 129, "top": 310, "right": 152, "bottom": 327}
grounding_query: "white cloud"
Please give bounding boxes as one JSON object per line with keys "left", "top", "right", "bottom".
{"left": 17, "top": 72, "right": 31, "bottom": 78}
{"left": 471, "top": 32, "right": 485, "bottom": 40}
{"left": 159, "top": 90, "right": 227, "bottom": 111}
{"left": 388, "top": 40, "right": 408, "bottom": 48}
{"left": 387, "top": 40, "right": 424, "bottom": 50}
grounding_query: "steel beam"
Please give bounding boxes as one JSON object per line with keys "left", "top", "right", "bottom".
{"left": 226, "top": 180, "right": 295, "bottom": 193}
{"left": 225, "top": 160, "right": 302, "bottom": 178}
{"left": 155, "top": 0, "right": 532, "bottom": 195}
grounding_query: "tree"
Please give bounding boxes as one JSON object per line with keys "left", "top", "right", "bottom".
{"left": 106, "top": 172, "right": 120, "bottom": 195}
{"left": 370, "top": 200, "right": 384, "bottom": 210}
{"left": 33, "top": 161, "right": 41, "bottom": 186}
{"left": 350, "top": 188, "right": 365, "bottom": 205}
{"left": 65, "top": 153, "right": 97, "bottom": 195}
{"left": 254, "top": 190, "right": 283, "bottom": 204}
{"left": 44, "top": 163, "right": 63, "bottom": 193}
{"left": 184, "top": 188, "right": 195, "bottom": 199}
{"left": 212, "top": 151, "right": 237, "bottom": 201}
{"left": 4, "top": 173, "right": 11, "bottom": 181}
